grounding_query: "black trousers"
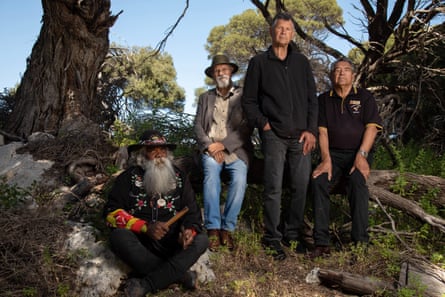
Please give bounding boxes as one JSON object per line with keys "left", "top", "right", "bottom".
{"left": 312, "top": 149, "right": 370, "bottom": 246}
{"left": 109, "top": 228, "right": 209, "bottom": 291}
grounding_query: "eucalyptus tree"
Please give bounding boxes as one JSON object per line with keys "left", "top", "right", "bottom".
{"left": 6, "top": 0, "right": 187, "bottom": 139}
{"left": 99, "top": 44, "right": 185, "bottom": 122}
{"left": 6, "top": 0, "right": 119, "bottom": 137}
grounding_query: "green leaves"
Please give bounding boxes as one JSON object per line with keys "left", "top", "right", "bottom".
{"left": 101, "top": 45, "right": 186, "bottom": 113}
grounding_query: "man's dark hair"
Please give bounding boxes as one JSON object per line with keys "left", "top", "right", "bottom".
{"left": 271, "top": 12, "right": 295, "bottom": 29}
{"left": 330, "top": 57, "right": 357, "bottom": 74}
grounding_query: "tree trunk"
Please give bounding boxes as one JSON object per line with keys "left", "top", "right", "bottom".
{"left": 6, "top": 0, "right": 118, "bottom": 138}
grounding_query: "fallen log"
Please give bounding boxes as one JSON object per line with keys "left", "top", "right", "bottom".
{"left": 315, "top": 259, "right": 445, "bottom": 297}
{"left": 317, "top": 268, "right": 396, "bottom": 295}
{"left": 370, "top": 170, "right": 445, "bottom": 206}
{"left": 399, "top": 258, "right": 445, "bottom": 297}
{"left": 367, "top": 181, "right": 445, "bottom": 233}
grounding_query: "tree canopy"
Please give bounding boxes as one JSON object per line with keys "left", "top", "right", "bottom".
{"left": 100, "top": 44, "right": 186, "bottom": 119}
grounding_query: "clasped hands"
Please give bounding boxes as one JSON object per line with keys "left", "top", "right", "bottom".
{"left": 147, "top": 221, "right": 194, "bottom": 249}
{"left": 207, "top": 142, "right": 225, "bottom": 163}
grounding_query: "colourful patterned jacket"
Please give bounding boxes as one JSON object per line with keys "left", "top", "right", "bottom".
{"left": 103, "top": 165, "right": 203, "bottom": 250}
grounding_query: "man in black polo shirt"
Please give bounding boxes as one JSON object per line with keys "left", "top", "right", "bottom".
{"left": 310, "top": 58, "right": 382, "bottom": 258}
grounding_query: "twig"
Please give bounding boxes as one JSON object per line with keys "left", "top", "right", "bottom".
{"left": 373, "top": 196, "right": 411, "bottom": 251}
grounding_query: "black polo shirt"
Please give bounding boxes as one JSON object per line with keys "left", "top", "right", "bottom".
{"left": 318, "top": 87, "right": 382, "bottom": 150}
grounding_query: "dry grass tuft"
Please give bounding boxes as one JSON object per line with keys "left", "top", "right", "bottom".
{"left": 0, "top": 208, "right": 77, "bottom": 297}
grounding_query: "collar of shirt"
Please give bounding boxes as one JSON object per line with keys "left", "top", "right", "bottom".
{"left": 329, "top": 86, "right": 358, "bottom": 98}
{"left": 267, "top": 44, "right": 293, "bottom": 61}
{"left": 216, "top": 86, "right": 236, "bottom": 100}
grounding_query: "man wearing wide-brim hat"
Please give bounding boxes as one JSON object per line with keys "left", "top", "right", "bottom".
{"left": 127, "top": 129, "right": 177, "bottom": 154}
{"left": 194, "top": 54, "right": 253, "bottom": 252}
{"left": 204, "top": 54, "right": 239, "bottom": 78}
{"left": 103, "top": 130, "right": 209, "bottom": 296}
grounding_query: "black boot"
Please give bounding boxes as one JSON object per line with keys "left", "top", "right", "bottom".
{"left": 124, "top": 278, "right": 152, "bottom": 297}
{"left": 180, "top": 270, "right": 197, "bottom": 290}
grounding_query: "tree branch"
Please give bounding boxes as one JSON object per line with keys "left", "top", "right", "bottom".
{"left": 153, "top": 0, "right": 189, "bottom": 54}
{"left": 322, "top": 20, "right": 367, "bottom": 53}
{"left": 368, "top": 170, "right": 445, "bottom": 233}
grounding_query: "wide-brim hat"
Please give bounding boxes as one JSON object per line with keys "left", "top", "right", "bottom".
{"left": 205, "top": 54, "right": 239, "bottom": 78}
{"left": 127, "top": 130, "right": 176, "bottom": 154}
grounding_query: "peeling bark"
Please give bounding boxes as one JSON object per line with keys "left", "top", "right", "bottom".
{"left": 7, "top": 0, "right": 119, "bottom": 137}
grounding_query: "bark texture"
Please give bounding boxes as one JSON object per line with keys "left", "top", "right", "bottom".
{"left": 7, "top": 0, "right": 118, "bottom": 137}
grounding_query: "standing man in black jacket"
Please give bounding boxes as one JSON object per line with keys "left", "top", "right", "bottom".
{"left": 242, "top": 12, "right": 318, "bottom": 260}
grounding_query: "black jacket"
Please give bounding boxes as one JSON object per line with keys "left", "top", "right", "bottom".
{"left": 242, "top": 45, "right": 318, "bottom": 138}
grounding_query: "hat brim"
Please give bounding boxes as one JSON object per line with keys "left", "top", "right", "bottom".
{"left": 205, "top": 63, "right": 239, "bottom": 78}
{"left": 127, "top": 143, "right": 177, "bottom": 154}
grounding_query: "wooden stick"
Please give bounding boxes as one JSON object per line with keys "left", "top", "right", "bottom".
{"left": 165, "top": 206, "right": 189, "bottom": 227}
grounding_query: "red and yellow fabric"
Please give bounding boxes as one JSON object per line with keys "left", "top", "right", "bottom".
{"left": 106, "top": 208, "right": 148, "bottom": 233}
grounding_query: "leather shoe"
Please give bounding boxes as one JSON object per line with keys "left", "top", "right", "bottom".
{"left": 181, "top": 270, "right": 197, "bottom": 290}
{"left": 262, "top": 239, "right": 287, "bottom": 261}
{"left": 220, "top": 230, "right": 234, "bottom": 250}
{"left": 308, "top": 245, "right": 331, "bottom": 259}
{"left": 207, "top": 229, "right": 220, "bottom": 251}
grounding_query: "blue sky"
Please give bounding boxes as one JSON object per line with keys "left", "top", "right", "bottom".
{"left": 0, "top": 0, "right": 358, "bottom": 114}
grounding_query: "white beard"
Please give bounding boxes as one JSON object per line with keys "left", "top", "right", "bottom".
{"left": 216, "top": 75, "right": 231, "bottom": 89}
{"left": 142, "top": 155, "right": 177, "bottom": 194}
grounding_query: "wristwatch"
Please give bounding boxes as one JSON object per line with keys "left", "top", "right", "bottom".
{"left": 358, "top": 150, "right": 368, "bottom": 158}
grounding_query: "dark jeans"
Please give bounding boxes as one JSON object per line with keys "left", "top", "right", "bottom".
{"left": 312, "top": 149, "right": 370, "bottom": 246}
{"left": 261, "top": 129, "right": 311, "bottom": 242}
{"left": 109, "top": 228, "right": 209, "bottom": 291}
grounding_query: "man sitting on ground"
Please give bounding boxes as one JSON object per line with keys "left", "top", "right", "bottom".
{"left": 103, "top": 130, "right": 209, "bottom": 296}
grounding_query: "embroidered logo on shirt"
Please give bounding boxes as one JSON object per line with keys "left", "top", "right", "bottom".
{"left": 349, "top": 100, "right": 362, "bottom": 114}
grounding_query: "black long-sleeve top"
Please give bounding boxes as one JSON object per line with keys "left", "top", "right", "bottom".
{"left": 242, "top": 45, "right": 318, "bottom": 138}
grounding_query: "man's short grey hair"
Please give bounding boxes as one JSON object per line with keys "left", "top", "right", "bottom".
{"left": 330, "top": 57, "right": 357, "bottom": 74}
{"left": 271, "top": 12, "right": 295, "bottom": 30}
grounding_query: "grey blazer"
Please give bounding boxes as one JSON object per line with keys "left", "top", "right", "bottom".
{"left": 193, "top": 86, "right": 253, "bottom": 167}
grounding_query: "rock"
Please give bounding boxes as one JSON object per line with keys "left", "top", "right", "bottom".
{"left": 64, "top": 222, "right": 216, "bottom": 296}
{"left": 27, "top": 132, "right": 55, "bottom": 143}
{"left": 64, "top": 223, "right": 130, "bottom": 297}
{"left": 190, "top": 251, "right": 216, "bottom": 284}
{"left": 0, "top": 142, "right": 54, "bottom": 189}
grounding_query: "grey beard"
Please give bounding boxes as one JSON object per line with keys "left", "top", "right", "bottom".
{"left": 216, "top": 76, "right": 231, "bottom": 89}
{"left": 143, "top": 156, "right": 176, "bottom": 194}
